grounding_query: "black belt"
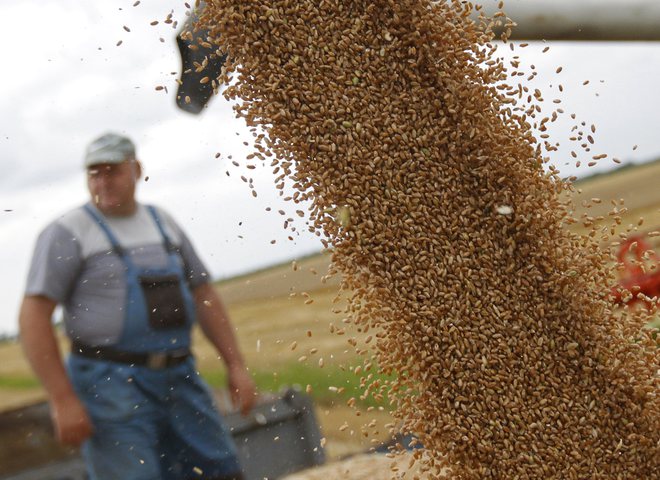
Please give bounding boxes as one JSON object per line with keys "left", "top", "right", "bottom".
{"left": 71, "top": 341, "right": 191, "bottom": 369}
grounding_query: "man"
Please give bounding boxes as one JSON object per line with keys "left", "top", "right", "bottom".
{"left": 19, "top": 133, "right": 255, "bottom": 480}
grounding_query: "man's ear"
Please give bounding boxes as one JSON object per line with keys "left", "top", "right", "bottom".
{"left": 133, "top": 160, "right": 143, "bottom": 180}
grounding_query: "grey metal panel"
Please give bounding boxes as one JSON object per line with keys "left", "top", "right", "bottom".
{"left": 473, "top": 0, "right": 660, "bottom": 41}
{"left": 226, "top": 389, "right": 326, "bottom": 480}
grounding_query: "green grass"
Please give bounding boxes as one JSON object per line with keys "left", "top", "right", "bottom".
{"left": 0, "top": 362, "right": 395, "bottom": 409}
{"left": 0, "top": 376, "right": 40, "bottom": 389}
{"left": 202, "top": 361, "right": 394, "bottom": 408}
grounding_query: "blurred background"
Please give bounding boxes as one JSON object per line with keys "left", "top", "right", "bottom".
{"left": 0, "top": 1, "right": 659, "bottom": 478}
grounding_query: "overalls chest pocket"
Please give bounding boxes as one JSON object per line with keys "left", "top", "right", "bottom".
{"left": 139, "top": 273, "right": 187, "bottom": 329}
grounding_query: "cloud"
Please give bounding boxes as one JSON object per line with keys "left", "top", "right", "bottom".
{"left": 495, "top": 41, "right": 660, "bottom": 177}
{"left": 0, "top": 0, "right": 192, "bottom": 193}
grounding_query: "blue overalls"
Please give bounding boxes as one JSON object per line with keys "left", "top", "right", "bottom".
{"left": 84, "top": 203, "right": 195, "bottom": 352}
{"left": 67, "top": 204, "right": 242, "bottom": 480}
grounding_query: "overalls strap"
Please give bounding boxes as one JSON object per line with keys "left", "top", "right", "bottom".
{"left": 85, "top": 204, "right": 178, "bottom": 265}
{"left": 83, "top": 204, "right": 128, "bottom": 259}
{"left": 146, "top": 205, "right": 177, "bottom": 254}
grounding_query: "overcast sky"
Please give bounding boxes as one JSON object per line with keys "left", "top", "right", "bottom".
{"left": 1, "top": 1, "right": 660, "bottom": 336}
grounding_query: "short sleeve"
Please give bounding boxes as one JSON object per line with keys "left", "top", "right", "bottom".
{"left": 25, "top": 222, "right": 83, "bottom": 303}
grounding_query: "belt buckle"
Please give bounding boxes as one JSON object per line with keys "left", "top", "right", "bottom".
{"left": 146, "top": 352, "right": 168, "bottom": 369}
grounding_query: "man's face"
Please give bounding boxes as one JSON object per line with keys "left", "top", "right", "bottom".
{"left": 86, "top": 159, "right": 140, "bottom": 216}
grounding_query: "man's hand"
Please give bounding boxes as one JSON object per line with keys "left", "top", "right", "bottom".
{"left": 50, "top": 392, "right": 93, "bottom": 447}
{"left": 228, "top": 366, "right": 257, "bottom": 415}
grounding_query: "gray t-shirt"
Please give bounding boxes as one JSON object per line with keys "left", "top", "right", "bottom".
{"left": 25, "top": 203, "right": 210, "bottom": 345}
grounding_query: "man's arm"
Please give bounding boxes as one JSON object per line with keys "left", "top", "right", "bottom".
{"left": 193, "top": 282, "right": 256, "bottom": 415}
{"left": 18, "top": 295, "right": 93, "bottom": 446}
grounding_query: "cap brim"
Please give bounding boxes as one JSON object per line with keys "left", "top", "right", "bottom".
{"left": 84, "top": 153, "right": 129, "bottom": 168}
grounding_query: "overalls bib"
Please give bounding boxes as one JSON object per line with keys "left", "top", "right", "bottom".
{"left": 84, "top": 204, "right": 196, "bottom": 352}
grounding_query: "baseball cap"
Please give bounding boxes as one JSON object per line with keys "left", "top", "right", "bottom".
{"left": 84, "top": 133, "right": 136, "bottom": 168}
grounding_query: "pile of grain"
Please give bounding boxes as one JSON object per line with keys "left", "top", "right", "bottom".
{"left": 196, "top": 1, "right": 658, "bottom": 477}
